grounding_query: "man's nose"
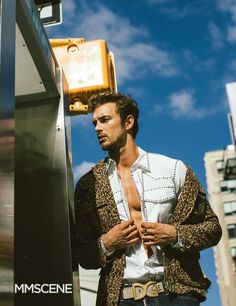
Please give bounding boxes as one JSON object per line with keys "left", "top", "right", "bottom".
{"left": 94, "top": 122, "right": 102, "bottom": 131}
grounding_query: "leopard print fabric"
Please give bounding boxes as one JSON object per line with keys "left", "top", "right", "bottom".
{"left": 75, "top": 160, "right": 125, "bottom": 305}
{"left": 93, "top": 161, "right": 125, "bottom": 305}
{"left": 75, "top": 161, "right": 222, "bottom": 305}
{"left": 163, "top": 167, "right": 222, "bottom": 301}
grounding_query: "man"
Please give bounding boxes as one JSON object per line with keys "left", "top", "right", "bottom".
{"left": 74, "top": 91, "right": 222, "bottom": 306}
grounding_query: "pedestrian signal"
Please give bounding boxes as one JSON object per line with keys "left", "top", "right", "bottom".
{"left": 50, "top": 38, "right": 117, "bottom": 114}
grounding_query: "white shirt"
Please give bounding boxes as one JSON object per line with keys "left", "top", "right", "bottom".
{"left": 106, "top": 147, "right": 186, "bottom": 282}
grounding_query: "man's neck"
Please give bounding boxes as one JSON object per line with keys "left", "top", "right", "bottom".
{"left": 109, "top": 140, "right": 139, "bottom": 170}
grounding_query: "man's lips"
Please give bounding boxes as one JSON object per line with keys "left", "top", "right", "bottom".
{"left": 98, "top": 134, "right": 107, "bottom": 142}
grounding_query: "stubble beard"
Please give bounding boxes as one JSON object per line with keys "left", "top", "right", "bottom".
{"left": 100, "top": 132, "right": 127, "bottom": 153}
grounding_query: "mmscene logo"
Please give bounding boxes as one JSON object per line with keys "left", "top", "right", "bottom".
{"left": 14, "top": 283, "right": 73, "bottom": 294}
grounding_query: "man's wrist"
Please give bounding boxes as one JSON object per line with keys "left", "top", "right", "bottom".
{"left": 171, "top": 231, "right": 184, "bottom": 249}
{"left": 100, "top": 236, "right": 115, "bottom": 257}
{"left": 167, "top": 225, "right": 177, "bottom": 244}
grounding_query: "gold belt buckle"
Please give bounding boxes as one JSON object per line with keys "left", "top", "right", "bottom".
{"left": 132, "top": 283, "right": 146, "bottom": 300}
{"left": 132, "top": 281, "right": 160, "bottom": 300}
{"left": 146, "top": 281, "right": 159, "bottom": 297}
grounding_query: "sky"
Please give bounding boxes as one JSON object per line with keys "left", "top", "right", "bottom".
{"left": 46, "top": 1, "right": 236, "bottom": 305}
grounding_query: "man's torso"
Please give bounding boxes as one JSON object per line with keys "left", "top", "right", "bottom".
{"left": 106, "top": 148, "right": 186, "bottom": 282}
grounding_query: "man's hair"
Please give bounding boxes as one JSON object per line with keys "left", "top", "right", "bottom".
{"left": 88, "top": 91, "right": 139, "bottom": 139}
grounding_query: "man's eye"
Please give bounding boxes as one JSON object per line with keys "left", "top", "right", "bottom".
{"left": 101, "top": 118, "right": 110, "bottom": 123}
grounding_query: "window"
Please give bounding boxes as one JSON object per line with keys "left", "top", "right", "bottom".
{"left": 227, "top": 224, "right": 236, "bottom": 239}
{"left": 224, "top": 158, "right": 236, "bottom": 180}
{"left": 230, "top": 247, "right": 236, "bottom": 272}
{"left": 216, "top": 160, "right": 224, "bottom": 173}
{"left": 224, "top": 201, "right": 236, "bottom": 216}
{"left": 220, "top": 180, "right": 236, "bottom": 193}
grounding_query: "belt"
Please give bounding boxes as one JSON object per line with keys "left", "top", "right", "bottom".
{"left": 122, "top": 281, "right": 165, "bottom": 300}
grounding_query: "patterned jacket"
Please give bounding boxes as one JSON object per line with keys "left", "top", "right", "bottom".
{"left": 74, "top": 160, "right": 222, "bottom": 306}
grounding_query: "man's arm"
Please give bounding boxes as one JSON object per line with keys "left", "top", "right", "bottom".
{"left": 74, "top": 182, "right": 106, "bottom": 269}
{"left": 101, "top": 219, "right": 139, "bottom": 251}
{"left": 141, "top": 167, "right": 222, "bottom": 252}
{"left": 74, "top": 181, "right": 139, "bottom": 269}
{"left": 174, "top": 186, "right": 222, "bottom": 252}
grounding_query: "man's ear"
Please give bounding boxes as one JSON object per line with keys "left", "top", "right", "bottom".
{"left": 125, "top": 115, "right": 135, "bottom": 131}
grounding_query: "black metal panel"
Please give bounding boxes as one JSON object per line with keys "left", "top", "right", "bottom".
{"left": 0, "top": 1, "right": 15, "bottom": 306}
{"left": 15, "top": 94, "right": 74, "bottom": 306}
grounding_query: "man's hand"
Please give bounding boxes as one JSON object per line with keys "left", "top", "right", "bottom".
{"left": 102, "top": 219, "right": 139, "bottom": 251}
{"left": 141, "top": 222, "right": 177, "bottom": 246}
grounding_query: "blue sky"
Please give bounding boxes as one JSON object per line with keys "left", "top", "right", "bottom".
{"left": 47, "top": 1, "right": 236, "bottom": 305}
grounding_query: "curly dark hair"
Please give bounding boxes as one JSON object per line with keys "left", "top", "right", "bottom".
{"left": 88, "top": 91, "right": 139, "bottom": 139}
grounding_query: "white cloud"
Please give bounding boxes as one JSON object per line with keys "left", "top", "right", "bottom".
{"left": 227, "top": 25, "right": 236, "bottom": 43}
{"left": 69, "top": 5, "right": 178, "bottom": 83}
{"left": 217, "top": 0, "right": 236, "bottom": 22}
{"left": 48, "top": 2, "right": 179, "bottom": 84}
{"left": 148, "top": 0, "right": 208, "bottom": 19}
{"left": 217, "top": 0, "right": 236, "bottom": 44}
{"left": 167, "top": 90, "right": 218, "bottom": 119}
{"left": 73, "top": 161, "right": 95, "bottom": 182}
{"left": 182, "top": 49, "right": 215, "bottom": 73}
{"left": 208, "top": 22, "right": 224, "bottom": 49}
{"left": 75, "top": 5, "right": 148, "bottom": 44}
{"left": 62, "top": 0, "right": 77, "bottom": 16}
{"left": 169, "top": 91, "right": 197, "bottom": 118}
{"left": 111, "top": 43, "right": 178, "bottom": 82}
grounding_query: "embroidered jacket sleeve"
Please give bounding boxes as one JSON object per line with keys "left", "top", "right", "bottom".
{"left": 171, "top": 167, "right": 222, "bottom": 252}
{"left": 74, "top": 172, "right": 107, "bottom": 269}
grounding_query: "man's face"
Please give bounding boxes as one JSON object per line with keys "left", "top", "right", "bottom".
{"left": 92, "top": 102, "right": 126, "bottom": 151}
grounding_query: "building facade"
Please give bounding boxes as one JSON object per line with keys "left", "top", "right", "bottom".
{"left": 204, "top": 145, "right": 236, "bottom": 306}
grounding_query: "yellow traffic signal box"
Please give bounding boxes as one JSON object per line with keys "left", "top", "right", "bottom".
{"left": 50, "top": 38, "right": 117, "bottom": 114}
